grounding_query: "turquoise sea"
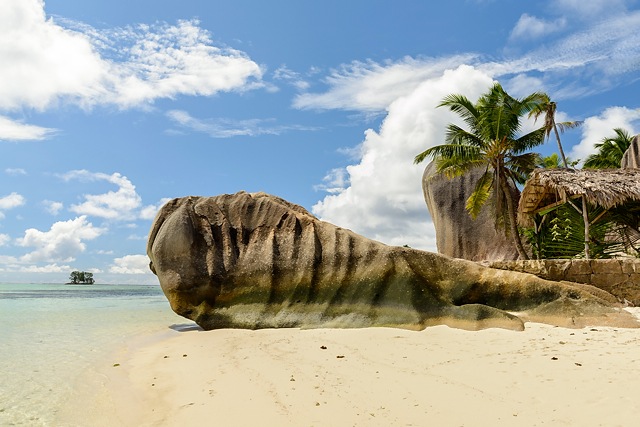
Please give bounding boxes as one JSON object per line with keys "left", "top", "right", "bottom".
{"left": 0, "top": 283, "right": 188, "bottom": 426}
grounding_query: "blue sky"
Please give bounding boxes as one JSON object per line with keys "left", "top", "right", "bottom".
{"left": 2, "top": 0, "right": 640, "bottom": 284}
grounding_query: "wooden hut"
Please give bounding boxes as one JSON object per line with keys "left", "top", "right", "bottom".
{"left": 519, "top": 168, "right": 640, "bottom": 258}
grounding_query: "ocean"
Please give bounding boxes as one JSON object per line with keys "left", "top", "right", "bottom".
{"left": 0, "top": 282, "right": 188, "bottom": 426}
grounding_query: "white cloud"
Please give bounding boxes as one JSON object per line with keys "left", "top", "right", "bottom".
{"left": 19, "top": 263, "right": 72, "bottom": 273}
{"left": 109, "top": 254, "right": 151, "bottom": 274}
{"left": 312, "top": 65, "right": 494, "bottom": 250}
{"left": 166, "top": 110, "right": 319, "bottom": 138}
{"left": 139, "top": 198, "right": 171, "bottom": 220}
{"left": 62, "top": 170, "right": 143, "bottom": 220}
{"left": 555, "top": 0, "right": 628, "bottom": 19}
{"left": 17, "top": 215, "right": 105, "bottom": 263}
{"left": 294, "top": 55, "right": 478, "bottom": 112}
{"left": 569, "top": 106, "right": 640, "bottom": 164}
{"left": 0, "top": 0, "right": 263, "bottom": 114}
{"left": 100, "top": 20, "right": 264, "bottom": 107}
{"left": 273, "top": 65, "right": 310, "bottom": 90}
{"left": 504, "top": 74, "right": 546, "bottom": 98}
{"left": 0, "top": 192, "right": 26, "bottom": 210}
{"left": 126, "top": 234, "right": 147, "bottom": 241}
{"left": 313, "top": 168, "right": 350, "bottom": 194}
{"left": 0, "top": 234, "right": 10, "bottom": 246}
{"left": 43, "top": 200, "right": 64, "bottom": 215}
{"left": 0, "top": 116, "right": 56, "bottom": 141}
{"left": 5, "top": 168, "right": 27, "bottom": 176}
{"left": 509, "top": 14, "right": 567, "bottom": 41}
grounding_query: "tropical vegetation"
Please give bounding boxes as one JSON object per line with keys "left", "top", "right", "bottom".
{"left": 583, "top": 128, "right": 634, "bottom": 169}
{"left": 414, "top": 83, "right": 547, "bottom": 259}
{"left": 68, "top": 270, "right": 95, "bottom": 284}
{"left": 528, "top": 94, "right": 582, "bottom": 168}
{"left": 415, "top": 82, "right": 639, "bottom": 260}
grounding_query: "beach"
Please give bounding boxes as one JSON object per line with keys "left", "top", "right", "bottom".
{"left": 62, "top": 310, "right": 640, "bottom": 427}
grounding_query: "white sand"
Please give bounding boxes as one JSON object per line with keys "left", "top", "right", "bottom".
{"left": 63, "top": 312, "right": 640, "bottom": 427}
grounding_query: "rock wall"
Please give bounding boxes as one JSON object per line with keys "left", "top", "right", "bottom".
{"left": 488, "top": 259, "right": 640, "bottom": 305}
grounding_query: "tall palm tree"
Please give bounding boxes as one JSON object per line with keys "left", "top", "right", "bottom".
{"left": 414, "top": 83, "right": 546, "bottom": 260}
{"left": 583, "top": 128, "right": 634, "bottom": 169}
{"left": 528, "top": 94, "right": 582, "bottom": 168}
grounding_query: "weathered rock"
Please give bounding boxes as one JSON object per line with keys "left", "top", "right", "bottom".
{"left": 422, "top": 162, "right": 518, "bottom": 261}
{"left": 147, "top": 192, "right": 638, "bottom": 331}
{"left": 621, "top": 134, "right": 640, "bottom": 169}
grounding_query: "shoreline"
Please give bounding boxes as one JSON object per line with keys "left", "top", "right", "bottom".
{"left": 61, "top": 310, "right": 640, "bottom": 427}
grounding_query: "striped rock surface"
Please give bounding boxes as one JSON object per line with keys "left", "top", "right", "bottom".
{"left": 147, "top": 192, "right": 638, "bottom": 331}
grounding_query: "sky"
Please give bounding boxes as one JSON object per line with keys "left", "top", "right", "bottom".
{"left": 2, "top": 0, "right": 640, "bottom": 284}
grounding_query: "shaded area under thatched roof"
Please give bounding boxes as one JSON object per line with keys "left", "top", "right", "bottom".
{"left": 519, "top": 168, "right": 640, "bottom": 223}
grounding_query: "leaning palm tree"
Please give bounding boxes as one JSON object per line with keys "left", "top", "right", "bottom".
{"left": 583, "top": 128, "right": 634, "bottom": 169}
{"left": 414, "top": 83, "right": 546, "bottom": 260}
{"left": 528, "top": 94, "right": 582, "bottom": 168}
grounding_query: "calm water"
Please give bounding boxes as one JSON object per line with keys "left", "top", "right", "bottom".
{"left": 0, "top": 283, "right": 188, "bottom": 426}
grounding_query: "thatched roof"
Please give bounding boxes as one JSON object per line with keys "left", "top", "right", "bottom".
{"left": 519, "top": 168, "right": 640, "bottom": 221}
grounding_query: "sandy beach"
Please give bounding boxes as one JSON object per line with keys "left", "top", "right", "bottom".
{"left": 56, "top": 309, "right": 640, "bottom": 427}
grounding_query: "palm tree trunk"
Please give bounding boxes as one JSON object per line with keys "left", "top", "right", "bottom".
{"left": 553, "top": 123, "right": 569, "bottom": 168}
{"left": 499, "top": 178, "right": 529, "bottom": 260}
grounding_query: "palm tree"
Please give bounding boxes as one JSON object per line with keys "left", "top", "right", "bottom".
{"left": 528, "top": 94, "right": 582, "bottom": 168}
{"left": 414, "top": 83, "right": 546, "bottom": 259}
{"left": 537, "top": 153, "right": 579, "bottom": 169}
{"left": 583, "top": 128, "right": 634, "bottom": 169}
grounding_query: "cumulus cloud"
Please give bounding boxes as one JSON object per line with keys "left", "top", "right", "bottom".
{"left": 0, "top": 116, "right": 57, "bottom": 141}
{"left": 139, "top": 199, "right": 171, "bottom": 220}
{"left": 312, "top": 65, "right": 494, "bottom": 250}
{"left": 109, "top": 254, "right": 151, "bottom": 274}
{"left": 0, "top": 0, "right": 262, "bottom": 114}
{"left": 294, "top": 55, "right": 478, "bottom": 112}
{"left": 18, "top": 263, "right": 72, "bottom": 273}
{"left": 509, "top": 14, "right": 567, "bottom": 41}
{"left": 0, "top": 192, "right": 26, "bottom": 210}
{"left": 0, "top": 233, "right": 10, "bottom": 246}
{"left": 61, "top": 170, "right": 143, "bottom": 220}
{"left": 17, "top": 215, "right": 105, "bottom": 263}
{"left": 569, "top": 106, "right": 640, "bottom": 164}
{"left": 43, "top": 200, "right": 64, "bottom": 215}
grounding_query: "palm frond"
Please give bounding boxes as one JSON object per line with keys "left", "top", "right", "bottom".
{"left": 436, "top": 158, "right": 487, "bottom": 179}
{"left": 444, "top": 124, "right": 485, "bottom": 147}
{"left": 512, "top": 127, "right": 546, "bottom": 154}
{"left": 437, "top": 94, "right": 479, "bottom": 132}
{"left": 414, "top": 143, "right": 482, "bottom": 165}
{"left": 465, "top": 170, "right": 493, "bottom": 218}
{"left": 505, "top": 152, "right": 540, "bottom": 184}
{"left": 555, "top": 120, "right": 583, "bottom": 133}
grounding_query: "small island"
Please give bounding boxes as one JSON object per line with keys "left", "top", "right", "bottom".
{"left": 67, "top": 270, "right": 95, "bottom": 285}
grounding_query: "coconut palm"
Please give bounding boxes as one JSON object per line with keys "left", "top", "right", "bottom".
{"left": 537, "top": 153, "right": 579, "bottom": 169}
{"left": 583, "top": 128, "right": 634, "bottom": 169}
{"left": 528, "top": 94, "right": 582, "bottom": 169}
{"left": 414, "top": 83, "right": 546, "bottom": 259}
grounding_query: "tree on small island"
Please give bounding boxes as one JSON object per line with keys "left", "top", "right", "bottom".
{"left": 68, "top": 270, "right": 95, "bottom": 285}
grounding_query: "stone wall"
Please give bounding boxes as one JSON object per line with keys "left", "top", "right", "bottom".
{"left": 488, "top": 259, "right": 640, "bottom": 305}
